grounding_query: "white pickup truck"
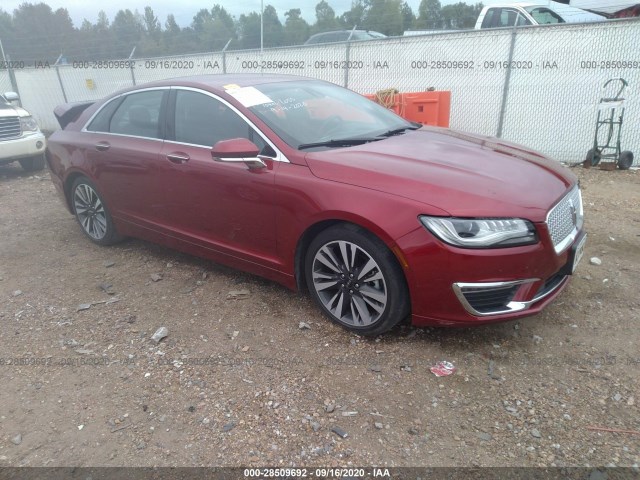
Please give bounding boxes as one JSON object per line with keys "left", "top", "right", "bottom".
{"left": 475, "top": 1, "right": 605, "bottom": 28}
{"left": 0, "top": 92, "right": 46, "bottom": 171}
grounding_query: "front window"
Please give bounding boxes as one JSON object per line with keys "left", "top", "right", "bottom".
{"left": 247, "top": 81, "right": 413, "bottom": 150}
{"left": 498, "top": 8, "right": 531, "bottom": 27}
{"left": 173, "top": 89, "right": 272, "bottom": 155}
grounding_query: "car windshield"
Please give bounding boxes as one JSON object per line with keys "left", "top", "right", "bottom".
{"left": 247, "top": 80, "right": 413, "bottom": 150}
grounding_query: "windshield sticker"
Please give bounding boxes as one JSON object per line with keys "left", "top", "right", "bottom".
{"left": 253, "top": 98, "right": 307, "bottom": 115}
{"left": 222, "top": 83, "right": 241, "bottom": 90}
{"left": 226, "top": 86, "right": 272, "bottom": 108}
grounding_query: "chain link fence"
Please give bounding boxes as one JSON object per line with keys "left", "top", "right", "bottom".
{"left": 4, "top": 18, "right": 639, "bottom": 165}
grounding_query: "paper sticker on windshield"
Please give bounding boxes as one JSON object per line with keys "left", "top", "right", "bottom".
{"left": 226, "top": 86, "right": 272, "bottom": 108}
{"left": 223, "top": 83, "right": 241, "bottom": 90}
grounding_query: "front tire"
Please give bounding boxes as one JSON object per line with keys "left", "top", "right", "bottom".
{"left": 19, "top": 154, "right": 45, "bottom": 172}
{"left": 71, "top": 177, "right": 122, "bottom": 245}
{"left": 305, "top": 224, "right": 410, "bottom": 336}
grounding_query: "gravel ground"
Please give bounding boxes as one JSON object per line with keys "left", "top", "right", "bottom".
{"left": 0, "top": 163, "right": 638, "bottom": 468}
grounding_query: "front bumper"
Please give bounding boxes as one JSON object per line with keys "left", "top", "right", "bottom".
{"left": 398, "top": 224, "right": 585, "bottom": 327}
{"left": 0, "top": 132, "right": 46, "bottom": 163}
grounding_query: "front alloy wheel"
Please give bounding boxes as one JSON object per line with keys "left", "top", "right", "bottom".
{"left": 72, "top": 177, "right": 121, "bottom": 245}
{"left": 305, "top": 224, "right": 409, "bottom": 335}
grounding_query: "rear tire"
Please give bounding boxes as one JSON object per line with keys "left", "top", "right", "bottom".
{"left": 618, "top": 151, "right": 633, "bottom": 170}
{"left": 71, "top": 176, "right": 122, "bottom": 246}
{"left": 19, "top": 154, "right": 45, "bottom": 172}
{"left": 305, "top": 223, "right": 410, "bottom": 336}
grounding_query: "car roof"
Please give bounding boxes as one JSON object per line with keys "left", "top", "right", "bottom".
{"left": 484, "top": 1, "right": 600, "bottom": 10}
{"left": 306, "top": 30, "right": 385, "bottom": 40}
{"left": 116, "top": 73, "right": 315, "bottom": 96}
{"left": 481, "top": 1, "right": 605, "bottom": 18}
{"left": 485, "top": 2, "right": 560, "bottom": 6}
{"left": 310, "top": 29, "right": 380, "bottom": 35}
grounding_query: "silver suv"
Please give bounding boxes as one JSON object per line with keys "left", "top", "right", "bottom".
{"left": 0, "top": 92, "right": 46, "bottom": 171}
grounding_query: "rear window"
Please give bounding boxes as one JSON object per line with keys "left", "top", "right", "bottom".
{"left": 87, "top": 90, "right": 165, "bottom": 139}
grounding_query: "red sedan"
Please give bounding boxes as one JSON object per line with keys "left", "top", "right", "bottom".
{"left": 47, "top": 74, "right": 586, "bottom": 335}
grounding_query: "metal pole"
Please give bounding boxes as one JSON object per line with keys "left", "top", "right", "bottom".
{"left": 0, "top": 38, "right": 20, "bottom": 99}
{"left": 496, "top": 22, "right": 518, "bottom": 138}
{"left": 0, "top": 38, "right": 7, "bottom": 64}
{"left": 129, "top": 46, "right": 137, "bottom": 86}
{"left": 54, "top": 53, "right": 68, "bottom": 103}
{"left": 222, "top": 38, "right": 232, "bottom": 74}
{"left": 260, "top": 0, "right": 264, "bottom": 54}
{"left": 347, "top": 24, "right": 357, "bottom": 41}
{"left": 343, "top": 24, "right": 357, "bottom": 87}
{"left": 344, "top": 42, "right": 351, "bottom": 88}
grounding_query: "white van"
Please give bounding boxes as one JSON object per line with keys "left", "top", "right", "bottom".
{"left": 475, "top": 1, "right": 606, "bottom": 28}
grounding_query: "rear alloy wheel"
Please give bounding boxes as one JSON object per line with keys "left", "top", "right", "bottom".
{"left": 72, "top": 177, "right": 121, "bottom": 245}
{"left": 305, "top": 224, "right": 410, "bottom": 336}
{"left": 19, "top": 154, "right": 45, "bottom": 172}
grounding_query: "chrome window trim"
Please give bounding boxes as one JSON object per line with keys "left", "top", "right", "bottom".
{"left": 76, "top": 131, "right": 166, "bottom": 143}
{"left": 452, "top": 276, "right": 568, "bottom": 317}
{"left": 80, "top": 85, "right": 289, "bottom": 163}
{"left": 81, "top": 86, "right": 170, "bottom": 138}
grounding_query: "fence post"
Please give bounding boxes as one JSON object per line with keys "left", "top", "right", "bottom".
{"left": 6, "top": 63, "right": 20, "bottom": 100}
{"left": 496, "top": 25, "right": 518, "bottom": 138}
{"left": 222, "top": 38, "right": 232, "bottom": 75}
{"left": 344, "top": 41, "right": 351, "bottom": 89}
{"left": 129, "top": 46, "right": 137, "bottom": 86}
{"left": 54, "top": 54, "right": 68, "bottom": 103}
{"left": 0, "top": 38, "right": 21, "bottom": 101}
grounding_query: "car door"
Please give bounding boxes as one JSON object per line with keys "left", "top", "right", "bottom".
{"left": 83, "top": 88, "right": 168, "bottom": 226}
{"left": 156, "top": 87, "right": 279, "bottom": 266}
{"left": 496, "top": 8, "right": 533, "bottom": 27}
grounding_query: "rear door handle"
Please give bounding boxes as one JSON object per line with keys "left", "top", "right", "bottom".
{"left": 166, "top": 153, "right": 190, "bottom": 164}
{"left": 95, "top": 141, "right": 110, "bottom": 152}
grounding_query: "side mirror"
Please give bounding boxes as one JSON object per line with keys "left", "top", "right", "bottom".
{"left": 211, "top": 138, "right": 266, "bottom": 169}
{"left": 3, "top": 92, "right": 19, "bottom": 102}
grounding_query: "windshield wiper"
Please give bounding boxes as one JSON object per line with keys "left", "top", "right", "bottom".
{"left": 378, "top": 123, "right": 422, "bottom": 137}
{"left": 297, "top": 137, "right": 381, "bottom": 150}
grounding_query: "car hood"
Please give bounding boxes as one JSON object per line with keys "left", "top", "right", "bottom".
{"left": 304, "top": 127, "right": 574, "bottom": 221}
{"left": 0, "top": 102, "right": 29, "bottom": 118}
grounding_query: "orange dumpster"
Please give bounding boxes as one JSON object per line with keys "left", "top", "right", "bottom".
{"left": 364, "top": 90, "right": 451, "bottom": 128}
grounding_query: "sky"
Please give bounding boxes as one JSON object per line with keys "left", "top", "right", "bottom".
{"left": 0, "top": 0, "right": 425, "bottom": 27}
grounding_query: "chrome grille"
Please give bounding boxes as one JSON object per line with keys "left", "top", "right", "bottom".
{"left": 0, "top": 116, "right": 21, "bottom": 140}
{"left": 546, "top": 186, "right": 582, "bottom": 253}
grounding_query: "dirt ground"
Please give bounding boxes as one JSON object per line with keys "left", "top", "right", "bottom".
{"left": 0, "top": 163, "right": 638, "bottom": 468}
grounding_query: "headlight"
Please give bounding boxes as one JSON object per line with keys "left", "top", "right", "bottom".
{"left": 419, "top": 216, "right": 538, "bottom": 248}
{"left": 20, "top": 116, "right": 39, "bottom": 132}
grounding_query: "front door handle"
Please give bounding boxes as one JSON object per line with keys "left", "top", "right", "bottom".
{"left": 95, "top": 141, "right": 110, "bottom": 152}
{"left": 166, "top": 153, "right": 190, "bottom": 164}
